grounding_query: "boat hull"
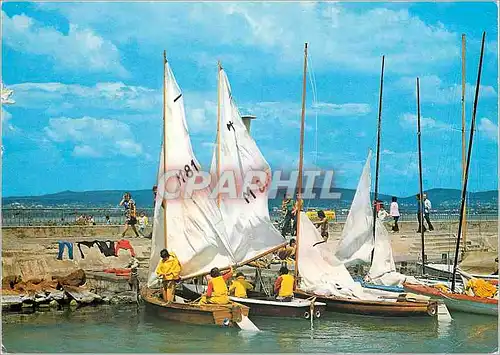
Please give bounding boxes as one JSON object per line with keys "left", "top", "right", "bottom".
{"left": 294, "top": 289, "right": 437, "bottom": 317}
{"left": 403, "top": 283, "right": 498, "bottom": 316}
{"left": 229, "top": 296, "right": 326, "bottom": 319}
{"left": 141, "top": 288, "right": 250, "bottom": 327}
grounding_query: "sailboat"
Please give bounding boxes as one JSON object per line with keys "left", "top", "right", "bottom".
{"left": 182, "top": 63, "right": 326, "bottom": 319}
{"left": 417, "top": 34, "right": 498, "bottom": 284}
{"left": 404, "top": 32, "right": 498, "bottom": 316}
{"left": 140, "top": 52, "right": 254, "bottom": 328}
{"left": 292, "top": 45, "right": 438, "bottom": 317}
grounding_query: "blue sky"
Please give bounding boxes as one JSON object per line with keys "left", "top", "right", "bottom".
{"left": 1, "top": 1, "right": 498, "bottom": 197}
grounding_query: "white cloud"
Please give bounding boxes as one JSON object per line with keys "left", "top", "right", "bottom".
{"left": 394, "top": 75, "right": 497, "bottom": 104}
{"left": 1, "top": 107, "right": 16, "bottom": 133}
{"left": 399, "top": 113, "right": 451, "bottom": 130}
{"left": 36, "top": 3, "right": 461, "bottom": 74}
{"left": 2, "top": 11, "right": 127, "bottom": 76}
{"left": 311, "top": 103, "right": 371, "bottom": 116}
{"left": 478, "top": 118, "right": 498, "bottom": 142}
{"left": 44, "top": 116, "right": 143, "bottom": 158}
{"left": 9, "top": 82, "right": 160, "bottom": 113}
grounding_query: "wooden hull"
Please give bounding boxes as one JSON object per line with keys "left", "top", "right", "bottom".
{"left": 141, "top": 288, "right": 249, "bottom": 327}
{"left": 403, "top": 283, "right": 498, "bottom": 316}
{"left": 180, "top": 284, "right": 325, "bottom": 319}
{"left": 294, "top": 289, "right": 437, "bottom": 317}
{"left": 229, "top": 296, "right": 326, "bottom": 319}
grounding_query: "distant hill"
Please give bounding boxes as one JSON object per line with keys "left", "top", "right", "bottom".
{"left": 3, "top": 187, "right": 497, "bottom": 213}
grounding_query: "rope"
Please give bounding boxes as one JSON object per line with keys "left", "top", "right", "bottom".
{"left": 305, "top": 53, "right": 319, "bottom": 212}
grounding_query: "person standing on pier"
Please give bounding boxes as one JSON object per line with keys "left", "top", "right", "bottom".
{"left": 423, "top": 193, "right": 434, "bottom": 231}
{"left": 416, "top": 193, "right": 427, "bottom": 233}
{"left": 390, "top": 197, "right": 400, "bottom": 232}
{"left": 120, "top": 192, "right": 140, "bottom": 237}
{"left": 281, "top": 194, "right": 294, "bottom": 237}
{"left": 156, "top": 249, "right": 182, "bottom": 303}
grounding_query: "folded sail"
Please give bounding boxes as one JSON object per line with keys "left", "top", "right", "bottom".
{"left": 210, "top": 68, "right": 286, "bottom": 264}
{"left": 147, "top": 61, "right": 235, "bottom": 285}
{"left": 296, "top": 212, "right": 366, "bottom": 298}
{"left": 334, "top": 150, "right": 374, "bottom": 265}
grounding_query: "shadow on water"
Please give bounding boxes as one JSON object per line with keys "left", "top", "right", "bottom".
{"left": 2, "top": 305, "right": 498, "bottom": 353}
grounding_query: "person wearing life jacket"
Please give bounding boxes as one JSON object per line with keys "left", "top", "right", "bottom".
{"left": 274, "top": 266, "right": 295, "bottom": 302}
{"left": 200, "top": 267, "right": 233, "bottom": 305}
{"left": 228, "top": 272, "right": 254, "bottom": 298}
{"left": 155, "top": 249, "right": 182, "bottom": 303}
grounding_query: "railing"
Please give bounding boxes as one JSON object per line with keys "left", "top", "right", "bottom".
{"left": 1, "top": 207, "right": 497, "bottom": 227}
{"left": 1, "top": 207, "right": 154, "bottom": 226}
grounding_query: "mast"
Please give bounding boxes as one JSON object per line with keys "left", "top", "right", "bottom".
{"left": 295, "top": 42, "right": 308, "bottom": 282}
{"left": 217, "top": 61, "right": 222, "bottom": 208}
{"left": 461, "top": 34, "right": 468, "bottom": 252}
{"left": 162, "top": 50, "right": 168, "bottom": 249}
{"left": 451, "top": 31, "right": 486, "bottom": 292}
{"left": 371, "top": 55, "right": 385, "bottom": 263}
{"left": 416, "top": 77, "right": 425, "bottom": 274}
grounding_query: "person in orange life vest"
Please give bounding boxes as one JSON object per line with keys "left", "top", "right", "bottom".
{"left": 155, "top": 249, "right": 182, "bottom": 303}
{"left": 199, "top": 267, "right": 233, "bottom": 305}
{"left": 228, "top": 272, "right": 253, "bottom": 298}
{"left": 274, "top": 266, "right": 295, "bottom": 302}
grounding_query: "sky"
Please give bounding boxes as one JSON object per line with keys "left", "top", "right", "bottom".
{"left": 1, "top": 1, "right": 498, "bottom": 198}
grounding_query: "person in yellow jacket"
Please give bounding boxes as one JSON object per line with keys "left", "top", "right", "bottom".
{"left": 199, "top": 267, "right": 233, "bottom": 305}
{"left": 155, "top": 249, "right": 181, "bottom": 303}
{"left": 274, "top": 266, "right": 295, "bottom": 302}
{"left": 228, "top": 272, "right": 254, "bottom": 298}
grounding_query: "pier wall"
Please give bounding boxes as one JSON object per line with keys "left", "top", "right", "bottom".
{"left": 2, "top": 219, "right": 497, "bottom": 281}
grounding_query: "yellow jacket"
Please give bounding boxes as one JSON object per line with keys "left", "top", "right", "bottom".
{"left": 466, "top": 278, "right": 497, "bottom": 298}
{"left": 229, "top": 278, "right": 253, "bottom": 298}
{"left": 155, "top": 253, "right": 182, "bottom": 281}
{"left": 275, "top": 273, "right": 295, "bottom": 297}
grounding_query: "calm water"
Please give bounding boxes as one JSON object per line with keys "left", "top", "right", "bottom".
{"left": 2, "top": 305, "right": 498, "bottom": 353}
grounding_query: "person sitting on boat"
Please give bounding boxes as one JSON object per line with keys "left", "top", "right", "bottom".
{"left": 313, "top": 210, "right": 329, "bottom": 241}
{"left": 277, "top": 239, "right": 296, "bottom": 264}
{"left": 199, "top": 267, "right": 233, "bottom": 305}
{"left": 274, "top": 266, "right": 295, "bottom": 302}
{"left": 228, "top": 272, "right": 253, "bottom": 298}
{"left": 155, "top": 249, "right": 182, "bottom": 303}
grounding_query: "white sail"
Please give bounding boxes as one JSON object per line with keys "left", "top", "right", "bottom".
{"left": 296, "top": 212, "right": 368, "bottom": 298}
{"left": 147, "top": 61, "right": 235, "bottom": 286}
{"left": 209, "top": 68, "right": 286, "bottom": 264}
{"left": 334, "top": 150, "right": 374, "bottom": 265}
{"left": 367, "top": 218, "right": 418, "bottom": 286}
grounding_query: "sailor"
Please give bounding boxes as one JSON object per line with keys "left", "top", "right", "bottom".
{"left": 199, "top": 267, "right": 233, "bottom": 305}
{"left": 274, "top": 266, "right": 295, "bottom": 302}
{"left": 155, "top": 249, "right": 182, "bottom": 303}
{"left": 278, "top": 239, "right": 296, "bottom": 265}
{"left": 228, "top": 272, "right": 254, "bottom": 298}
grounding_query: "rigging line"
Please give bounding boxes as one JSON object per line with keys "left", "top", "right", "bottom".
{"left": 306, "top": 54, "right": 319, "bottom": 211}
